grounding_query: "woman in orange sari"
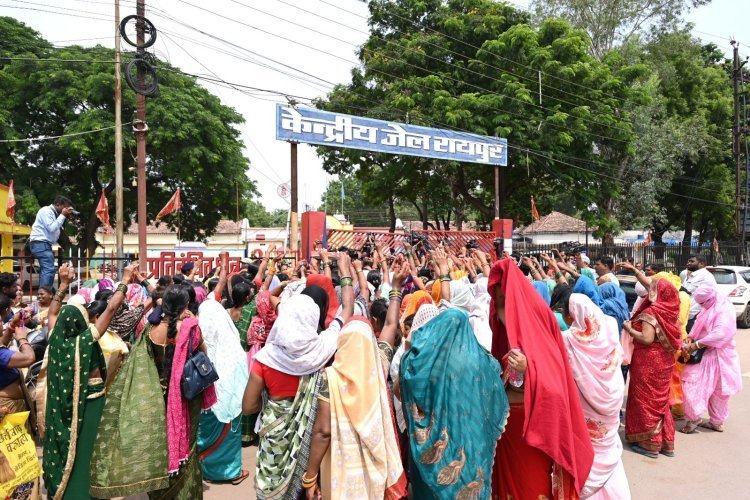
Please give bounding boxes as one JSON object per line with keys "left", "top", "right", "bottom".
{"left": 488, "top": 259, "right": 593, "bottom": 499}
{"left": 622, "top": 279, "right": 682, "bottom": 458}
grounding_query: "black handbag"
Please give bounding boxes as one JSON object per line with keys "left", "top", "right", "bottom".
{"left": 180, "top": 324, "right": 219, "bottom": 400}
{"left": 686, "top": 347, "right": 706, "bottom": 365}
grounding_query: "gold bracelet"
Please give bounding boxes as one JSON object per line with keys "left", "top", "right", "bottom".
{"left": 301, "top": 472, "right": 318, "bottom": 488}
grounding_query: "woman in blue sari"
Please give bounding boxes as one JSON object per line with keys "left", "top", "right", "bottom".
{"left": 400, "top": 308, "right": 509, "bottom": 499}
{"left": 573, "top": 276, "right": 604, "bottom": 308}
{"left": 599, "top": 282, "right": 630, "bottom": 333}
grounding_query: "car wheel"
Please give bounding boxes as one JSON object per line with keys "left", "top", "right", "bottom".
{"left": 739, "top": 305, "right": 750, "bottom": 329}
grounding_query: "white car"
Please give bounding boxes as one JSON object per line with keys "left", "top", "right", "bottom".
{"left": 707, "top": 266, "right": 750, "bottom": 328}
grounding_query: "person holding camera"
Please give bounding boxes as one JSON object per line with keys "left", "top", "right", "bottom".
{"left": 29, "top": 196, "right": 76, "bottom": 288}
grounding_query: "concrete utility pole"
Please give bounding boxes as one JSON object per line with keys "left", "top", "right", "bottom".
{"left": 733, "top": 40, "right": 742, "bottom": 238}
{"left": 135, "top": 0, "right": 148, "bottom": 262}
{"left": 114, "top": 0, "right": 124, "bottom": 263}
{"left": 290, "top": 142, "right": 298, "bottom": 256}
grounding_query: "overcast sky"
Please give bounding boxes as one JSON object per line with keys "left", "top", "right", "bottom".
{"left": 2, "top": 0, "right": 748, "bottom": 214}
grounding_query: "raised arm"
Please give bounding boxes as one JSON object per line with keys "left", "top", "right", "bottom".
{"left": 618, "top": 261, "right": 651, "bottom": 288}
{"left": 319, "top": 248, "right": 331, "bottom": 279}
{"left": 376, "top": 244, "right": 390, "bottom": 288}
{"left": 212, "top": 252, "right": 229, "bottom": 301}
{"left": 433, "top": 248, "right": 452, "bottom": 302}
{"left": 94, "top": 263, "right": 136, "bottom": 336}
{"left": 352, "top": 258, "right": 370, "bottom": 303}
{"left": 337, "top": 253, "right": 354, "bottom": 323}
{"left": 379, "top": 257, "right": 409, "bottom": 349}
{"left": 47, "top": 262, "right": 76, "bottom": 332}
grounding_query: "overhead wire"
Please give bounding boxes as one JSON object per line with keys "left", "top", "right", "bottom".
{"left": 181, "top": 0, "right": 634, "bottom": 145}
{"left": 1, "top": 0, "right": 738, "bottom": 207}
{"left": 0, "top": 122, "right": 133, "bottom": 142}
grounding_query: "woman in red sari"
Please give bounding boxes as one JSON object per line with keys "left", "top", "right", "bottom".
{"left": 489, "top": 259, "right": 594, "bottom": 499}
{"left": 623, "top": 279, "right": 682, "bottom": 458}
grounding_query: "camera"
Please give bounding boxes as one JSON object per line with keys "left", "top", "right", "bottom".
{"left": 465, "top": 240, "right": 480, "bottom": 250}
{"left": 70, "top": 209, "right": 80, "bottom": 216}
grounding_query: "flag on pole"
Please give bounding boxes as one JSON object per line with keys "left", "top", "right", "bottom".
{"left": 644, "top": 231, "right": 652, "bottom": 246}
{"left": 531, "top": 195, "right": 540, "bottom": 221}
{"left": 96, "top": 191, "right": 111, "bottom": 232}
{"left": 157, "top": 188, "right": 181, "bottom": 219}
{"left": 5, "top": 180, "right": 15, "bottom": 221}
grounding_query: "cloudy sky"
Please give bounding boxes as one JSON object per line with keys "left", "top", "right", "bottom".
{"left": 2, "top": 0, "right": 748, "bottom": 214}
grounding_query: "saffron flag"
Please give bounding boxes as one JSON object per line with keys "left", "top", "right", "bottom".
{"left": 644, "top": 231, "right": 652, "bottom": 246}
{"left": 96, "top": 191, "right": 110, "bottom": 230}
{"left": 531, "top": 195, "right": 540, "bottom": 221}
{"left": 157, "top": 188, "right": 181, "bottom": 219}
{"left": 5, "top": 180, "right": 15, "bottom": 220}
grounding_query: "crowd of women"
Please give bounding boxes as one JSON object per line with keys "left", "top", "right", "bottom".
{"left": 0, "top": 242, "right": 743, "bottom": 499}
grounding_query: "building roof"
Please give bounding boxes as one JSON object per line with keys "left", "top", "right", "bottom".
{"left": 518, "top": 211, "right": 586, "bottom": 235}
{"left": 122, "top": 219, "right": 249, "bottom": 235}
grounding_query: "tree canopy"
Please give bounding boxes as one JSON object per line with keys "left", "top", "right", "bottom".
{"left": 0, "top": 17, "right": 255, "bottom": 254}
{"left": 316, "top": 0, "right": 737, "bottom": 242}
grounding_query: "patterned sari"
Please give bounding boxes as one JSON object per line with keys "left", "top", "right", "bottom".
{"left": 625, "top": 279, "right": 682, "bottom": 454}
{"left": 321, "top": 318, "right": 406, "bottom": 499}
{"left": 255, "top": 373, "right": 321, "bottom": 500}
{"left": 42, "top": 304, "right": 106, "bottom": 500}
{"left": 401, "top": 309, "right": 508, "bottom": 499}
{"left": 90, "top": 327, "right": 170, "bottom": 498}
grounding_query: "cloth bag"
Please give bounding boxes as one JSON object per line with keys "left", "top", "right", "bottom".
{"left": 89, "top": 330, "right": 170, "bottom": 497}
{"left": 0, "top": 411, "right": 42, "bottom": 498}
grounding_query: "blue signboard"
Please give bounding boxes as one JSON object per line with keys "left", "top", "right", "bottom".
{"left": 275, "top": 105, "right": 507, "bottom": 166}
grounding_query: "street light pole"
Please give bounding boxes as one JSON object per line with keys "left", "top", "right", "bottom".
{"left": 135, "top": 0, "right": 148, "bottom": 263}
{"left": 114, "top": 0, "right": 124, "bottom": 266}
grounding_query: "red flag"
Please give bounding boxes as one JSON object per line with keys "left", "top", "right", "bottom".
{"left": 157, "top": 188, "right": 181, "bottom": 219}
{"left": 96, "top": 191, "right": 110, "bottom": 230}
{"left": 644, "top": 231, "right": 652, "bottom": 246}
{"left": 531, "top": 195, "right": 540, "bottom": 221}
{"left": 5, "top": 180, "right": 15, "bottom": 220}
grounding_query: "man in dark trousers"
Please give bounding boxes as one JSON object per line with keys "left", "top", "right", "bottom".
{"left": 29, "top": 196, "right": 75, "bottom": 288}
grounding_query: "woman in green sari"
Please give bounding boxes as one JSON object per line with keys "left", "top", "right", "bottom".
{"left": 400, "top": 308, "right": 509, "bottom": 499}
{"left": 43, "top": 263, "right": 135, "bottom": 499}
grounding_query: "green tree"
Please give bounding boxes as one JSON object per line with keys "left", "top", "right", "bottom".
{"left": 317, "top": 0, "right": 642, "bottom": 238}
{"left": 0, "top": 17, "right": 255, "bottom": 254}
{"left": 531, "top": 0, "right": 710, "bottom": 59}
{"left": 244, "top": 199, "right": 288, "bottom": 227}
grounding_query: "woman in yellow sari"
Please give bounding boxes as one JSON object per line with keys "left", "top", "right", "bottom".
{"left": 654, "top": 272, "right": 691, "bottom": 417}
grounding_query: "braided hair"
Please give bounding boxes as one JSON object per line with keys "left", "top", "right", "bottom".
{"left": 161, "top": 285, "right": 190, "bottom": 392}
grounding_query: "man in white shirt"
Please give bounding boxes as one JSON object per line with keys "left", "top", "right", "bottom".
{"left": 29, "top": 196, "right": 75, "bottom": 287}
{"left": 594, "top": 256, "right": 620, "bottom": 287}
{"left": 682, "top": 254, "right": 717, "bottom": 331}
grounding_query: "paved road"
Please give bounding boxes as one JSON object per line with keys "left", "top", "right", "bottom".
{"left": 116, "top": 330, "right": 750, "bottom": 499}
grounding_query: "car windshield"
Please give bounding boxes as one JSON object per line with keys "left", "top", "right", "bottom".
{"left": 709, "top": 269, "right": 737, "bottom": 285}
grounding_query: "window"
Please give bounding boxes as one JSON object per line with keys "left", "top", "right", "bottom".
{"left": 709, "top": 269, "right": 737, "bottom": 285}
{"left": 740, "top": 271, "right": 750, "bottom": 283}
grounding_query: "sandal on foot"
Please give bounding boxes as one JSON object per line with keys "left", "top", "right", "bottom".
{"left": 698, "top": 420, "right": 724, "bottom": 432}
{"left": 659, "top": 450, "right": 675, "bottom": 458}
{"left": 679, "top": 421, "right": 700, "bottom": 434}
{"left": 231, "top": 470, "right": 250, "bottom": 485}
{"left": 631, "top": 444, "right": 658, "bottom": 459}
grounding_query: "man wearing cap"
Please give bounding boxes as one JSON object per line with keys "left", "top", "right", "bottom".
{"left": 576, "top": 252, "right": 597, "bottom": 282}
{"left": 178, "top": 261, "right": 198, "bottom": 283}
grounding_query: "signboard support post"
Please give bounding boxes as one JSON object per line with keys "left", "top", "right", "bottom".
{"left": 494, "top": 165, "right": 500, "bottom": 219}
{"left": 290, "top": 142, "right": 298, "bottom": 256}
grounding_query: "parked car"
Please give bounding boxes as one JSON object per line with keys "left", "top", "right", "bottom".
{"left": 615, "top": 274, "right": 639, "bottom": 312}
{"left": 12, "top": 261, "right": 40, "bottom": 292}
{"left": 706, "top": 266, "right": 750, "bottom": 328}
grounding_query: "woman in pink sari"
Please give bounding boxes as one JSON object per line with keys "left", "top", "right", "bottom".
{"left": 680, "top": 284, "right": 743, "bottom": 434}
{"left": 562, "top": 294, "right": 630, "bottom": 499}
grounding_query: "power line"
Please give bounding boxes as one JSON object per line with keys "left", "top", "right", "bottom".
{"left": 0, "top": 122, "right": 133, "bottom": 142}
{"left": 178, "top": 1, "right": 633, "bottom": 145}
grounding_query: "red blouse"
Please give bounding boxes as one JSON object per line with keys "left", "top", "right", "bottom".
{"left": 251, "top": 360, "right": 300, "bottom": 398}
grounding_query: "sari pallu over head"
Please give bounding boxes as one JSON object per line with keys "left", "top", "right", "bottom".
{"left": 564, "top": 294, "right": 625, "bottom": 417}
{"left": 488, "top": 260, "right": 594, "bottom": 495}
{"left": 598, "top": 283, "right": 629, "bottom": 333}
{"left": 198, "top": 300, "right": 249, "bottom": 423}
{"left": 248, "top": 291, "right": 277, "bottom": 348}
{"left": 325, "top": 318, "right": 407, "bottom": 500}
{"left": 401, "top": 308, "right": 508, "bottom": 499}
{"left": 304, "top": 275, "right": 339, "bottom": 329}
{"left": 572, "top": 276, "right": 603, "bottom": 308}
{"left": 43, "top": 304, "right": 106, "bottom": 500}
{"left": 631, "top": 279, "right": 682, "bottom": 353}
{"left": 253, "top": 294, "right": 338, "bottom": 376}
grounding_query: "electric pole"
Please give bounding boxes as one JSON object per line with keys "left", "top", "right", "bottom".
{"left": 290, "top": 142, "right": 298, "bottom": 256}
{"left": 135, "top": 0, "right": 148, "bottom": 262}
{"left": 733, "top": 40, "right": 742, "bottom": 238}
{"left": 114, "top": 0, "right": 124, "bottom": 264}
